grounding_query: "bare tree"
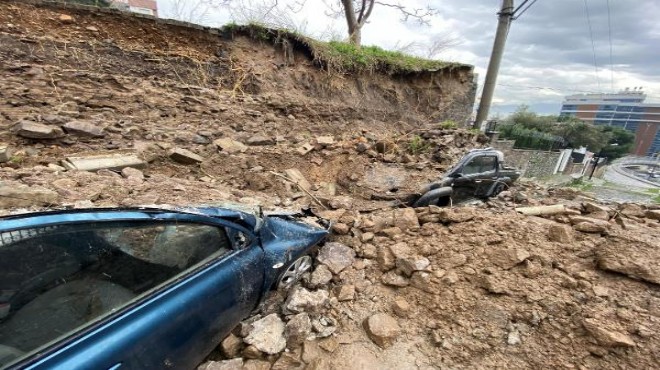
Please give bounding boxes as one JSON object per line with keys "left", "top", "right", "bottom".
{"left": 331, "top": 1, "right": 437, "bottom": 46}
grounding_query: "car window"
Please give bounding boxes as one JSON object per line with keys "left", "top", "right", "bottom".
{"left": 479, "top": 156, "right": 497, "bottom": 172}
{"left": 462, "top": 158, "right": 481, "bottom": 175}
{"left": 0, "top": 221, "right": 234, "bottom": 368}
{"left": 462, "top": 156, "right": 497, "bottom": 175}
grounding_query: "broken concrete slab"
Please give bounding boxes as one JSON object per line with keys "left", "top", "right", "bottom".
{"left": 597, "top": 240, "right": 660, "bottom": 285}
{"left": 316, "top": 136, "right": 335, "bottom": 147}
{"left": 214, "top": 138, "right": 248, "bottom": 153}
{"left": 61, "top": 153, "right": 146, "bottom": 172}
{"left": 63, "top": 120, "right": 105, "bottom": 137}
{"left": 296, "top": 143, "right": 315, "bottom": 156}
{"left": 169, "top": 148, "right": 204, "bottom": 164}
{"left": 13, "top": 120, "right": 65, "bottom": 139}
{"left": 246, "top": 134, "right": 275, "bottom": 146}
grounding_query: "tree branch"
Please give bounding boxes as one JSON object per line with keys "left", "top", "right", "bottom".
{"left": 374, "top": 1, "right": 437, "bottom": 24}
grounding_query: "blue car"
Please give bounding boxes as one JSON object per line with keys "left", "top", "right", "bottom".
{"left": 0, "top": 206, "right": 329, "bottom": 370}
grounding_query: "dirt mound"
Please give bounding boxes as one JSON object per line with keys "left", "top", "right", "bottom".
{"left": 1, "top": 2, "right": 659, "bottom": 370}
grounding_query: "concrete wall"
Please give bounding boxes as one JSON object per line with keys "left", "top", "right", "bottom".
{"left": 492, "top": 140, "right": 562, "bottom": 178}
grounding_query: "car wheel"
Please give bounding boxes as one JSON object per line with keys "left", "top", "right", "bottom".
{"left": 277, "top": 255, "right": 313, "bottom": 291}
{"left": 492, "top": 183, "right": 506, "bottom": 196}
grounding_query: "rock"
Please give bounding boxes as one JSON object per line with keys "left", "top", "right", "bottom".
{"left": 63, "top": 120, "right": 105, "bottom": 137}
{"left": 442, "top": 270, "right": 459, "bottom": 285}
{"left": 392, "top": 298, "right": 411, "bottom": 317}
{"left": 58, "top": 14, "right": 74, "bottom": 23}
{"left": 336, "top": 284, "right": 355, "bottom": 301}
{"left": 587, "top": 210, "right": 610, "bottom": 221}
{"left": 328, "top": 196, "right": 353, "bottom": 210}
{"left": 360, "top": 232, "right": 375, "bottom": 242}
{"left": 220, "top": 333, "right": 243, "bottom": 358}
{"left": 378, "top": 227, "right": 402, "bottom": 238}
{"left": 0, "top": 144, "right": 12, "bottom": 163}
{"left": 377, "top": 246, "right": 396, "bottom": 271}
{"left": 302, "top": 341, "right": 323, "bottom": 363}
{"left": 0, "top": 184, "right": 58, "bottom": 208}
{"left": 85, "top": 26, "right": 99, "bottom": 32}
{"left": 309, "top": 265, "right": 333, "bottom": 288}
{"left": 363, "top": 313, "right": 401, "bottom": 348}
{"left": 13, "top": 120, "right": 65, "bottom": 139}
{"left": 592, "top": 285, "right": 609, "bottom": 297}
{"left": 619, "top": 203, "right": 645, "bottom": 218}
{"left": 582, "top": 318, "right": 636, "bottom": 347}
{"left": 583, "top": 202, "right": 611, "bottom": 214}
{"left": 381, "top": 271, "right": 409, "bottom": 287}
{"left": 241, "top": 345, "right": 262, "bottom": 359}
{"left": 480, "top": 275, "right": 508, "bottom": 294}
{"left": 645, "top": 210, "right": 660, "bottom": 221}
{"left": 284, "top": 288, "right": 329, "bottom": 314}
{"left": 317, "top": 337, "right": 339, "bottom": 352}
{"left": 271, "top": 352, "right": 303, "bottom": 370}
{"left": 569, "top": 215, "right": 611, "bottom": 228}
{"left": 214, "top": 138, "right": 248, "bottom": 153}
{"left": 331, "top": 222, "right": 350, "bottom": 235}
{"left": 197, "top": 359, "right": 243, "bottom": 370}
{"left": 507, "top": 329, "right": 521, "bottom": 345}
{"left": 316, "top": 136, "right": 335, "bottom": 146}
{"left": 388, "top": 242, "right": 413, "bottom": 259}
{"left": 244, "top": 314, "right": 286, "bottom": 355}
{"left": 446, "top": 253, "right": 468, "bottom": 268}
{"left": 169, "top": 148, "right": 204, "bottom": 164}
{"left": 242, "top": 360, "right": 271, "bottom": 370}
{"left": 311, "top": 316, "right": 337, "bottom": 338}
{"left": 121, "top": 167, "right": 144, "bottom": 180}
{"left": 548, "top": 224, "right": 573, "bottom": 243}
{"left": 574, "top": 222, "right": 607, "bottom": 234}
{"left": 431, "top": 207, "right": 475, "bottom": 223}
{"left": 317, "top": 242, "right": 355, "bottom": 274}
{"left": 487, "top": 247, "right": 531, "bottom": 269}
{"left": 246, "top": 134, "right": 275, "bottom": 146}
{"left": 285, "top": 313, "right": 312, "bottom": 348}
{"left": 393, "top": 208, "right": 419, "bottom": 230}
{"left": 396, "top": 256, "right": 430, "bottom": 277}
{"left": 283, "top": 168, "right": 311, "bottom": 192}
{"left": 410, "top": 271, "right": 433, "bottom": 293}
{"left": 597, "top": 242, "right": 660, "bottom": 285}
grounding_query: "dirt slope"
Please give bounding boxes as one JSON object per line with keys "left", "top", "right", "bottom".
{"left": 0, "top": 2, "right": 659, "bottom": 370}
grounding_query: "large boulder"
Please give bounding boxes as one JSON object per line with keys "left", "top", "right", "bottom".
{"left": 0, "top": 183, "right": 58, "bottom": 208}
{"left": 63, "top": 120, "right": 105, "bottom": 137}
{"left": 243, "top": 314, "right": 286, "bottom": 355}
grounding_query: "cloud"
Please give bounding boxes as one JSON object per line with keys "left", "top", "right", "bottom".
{"left": 156, "top": 0, "right": 660, "bottom": 114}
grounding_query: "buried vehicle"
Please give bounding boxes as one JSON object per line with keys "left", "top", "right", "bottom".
{"left": 0, "top": 206, "right": 328, "bottom": 370}
{"left": 411, "top": 148, "right": 521, "bottom": 207}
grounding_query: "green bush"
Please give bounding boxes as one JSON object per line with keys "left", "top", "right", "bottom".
{"left": 439, "top": 120, "right": 457, "bottom": 129}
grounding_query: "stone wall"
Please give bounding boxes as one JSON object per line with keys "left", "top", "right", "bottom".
{"left": 493, "top": 140, "right": 562, "bottom": 178}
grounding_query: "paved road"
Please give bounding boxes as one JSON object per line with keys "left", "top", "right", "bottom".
{"left": 602, "top": 165, "right": 657, "bottom": 189}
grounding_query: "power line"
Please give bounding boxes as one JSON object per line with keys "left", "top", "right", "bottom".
{"left": 583, "top": 0, "right": 601, "bottom": 91}
{"left": 512, "top": 0, "right": 539, "bottom": 20}
{"left": 606, "top": 0, "right": 614, "bottom": 91}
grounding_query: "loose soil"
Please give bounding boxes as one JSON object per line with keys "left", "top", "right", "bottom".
{"left": 0, "top": 2, "right": 658, "bottom": 370}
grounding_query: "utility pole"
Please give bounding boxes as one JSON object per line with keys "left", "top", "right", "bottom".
{"left": 473, "top": 0, "right": 514, "bottom": 130}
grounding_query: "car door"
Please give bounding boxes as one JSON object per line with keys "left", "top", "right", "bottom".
{"left": 0, "top": 210, "right": 264, "bottom": 370}
{"left": 473, "top": 155, "right": 499, "bottom": 198}
{"left": 451, "top": 156, "right": 482, "bottom": 201}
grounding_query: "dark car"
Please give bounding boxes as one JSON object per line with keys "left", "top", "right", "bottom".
{"left": 411, "top": 148, "right": 521, "bottom": 207}
{"left": 0, "top": 206, "right": 328, "bottom": 370}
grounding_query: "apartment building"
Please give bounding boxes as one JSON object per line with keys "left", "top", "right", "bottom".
{"left": 559, "top": 89, "right": 660, "bottom": 156}
{"left": 110, "top": 0, "right": 158, "bottom": 17}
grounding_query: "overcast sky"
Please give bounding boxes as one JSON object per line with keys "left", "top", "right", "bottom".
{"left": 156, "top": 0, "right": 660, "bottom": 116}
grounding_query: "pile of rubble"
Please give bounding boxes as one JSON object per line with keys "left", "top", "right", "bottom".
{"left": 198, "top": 198, "right": 659, "bottom": 369}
